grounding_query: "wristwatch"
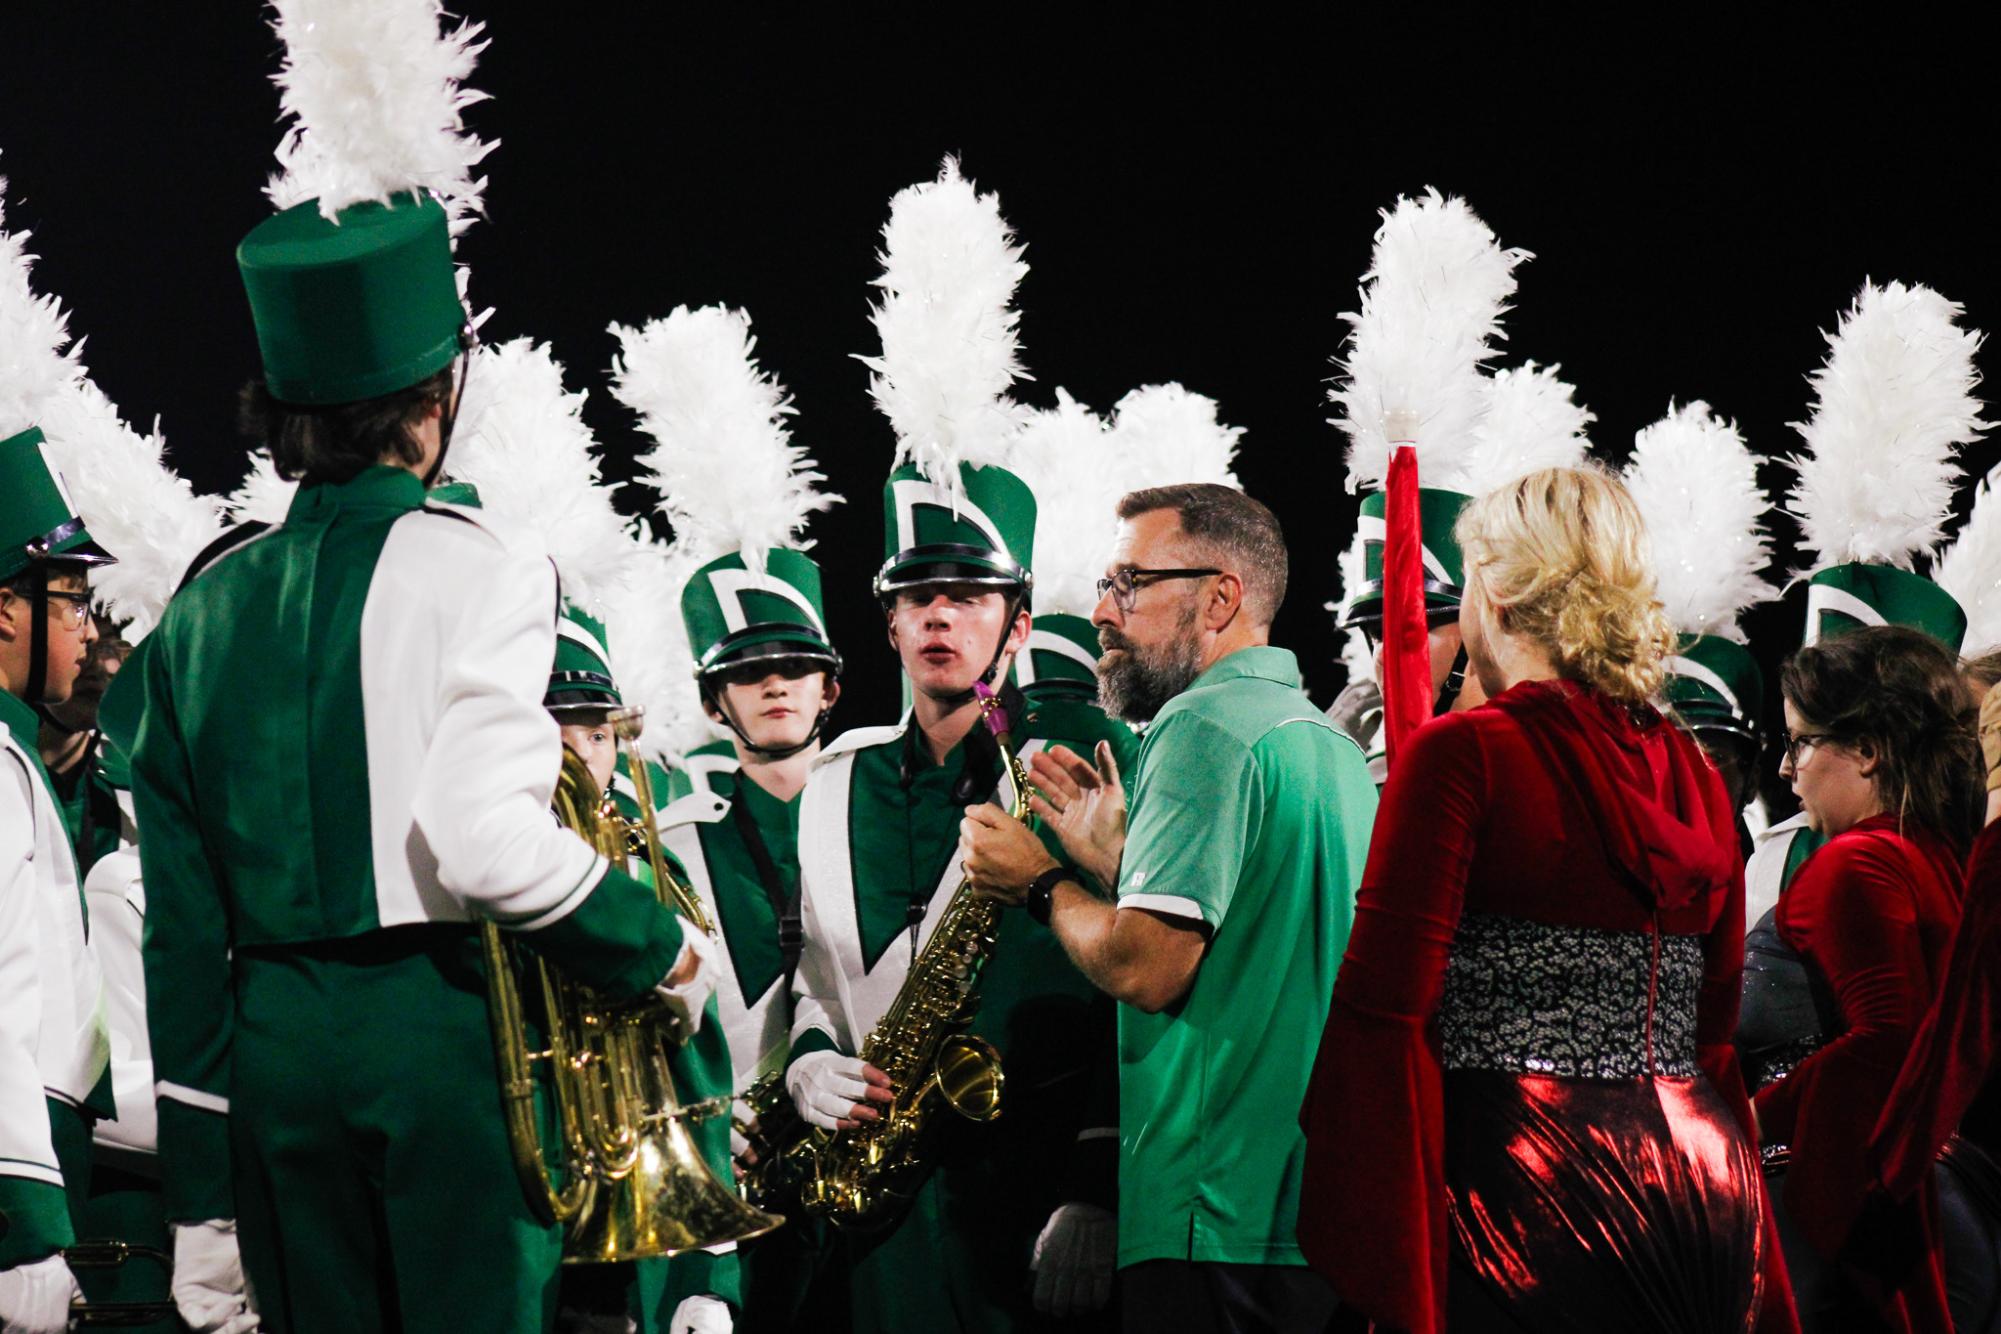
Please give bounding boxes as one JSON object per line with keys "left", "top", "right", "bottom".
{"left": 1025, "top": 867, "right": 1069, "bottom": 925}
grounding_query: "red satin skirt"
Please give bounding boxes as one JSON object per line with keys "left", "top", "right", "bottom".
{"left": 1443, "top": 1070, "right": 1766, "bottom": 1332}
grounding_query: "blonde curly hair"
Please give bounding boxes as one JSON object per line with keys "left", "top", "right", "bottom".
{"left": 1455, "top": 466, "right": 1676, "bottom": 707}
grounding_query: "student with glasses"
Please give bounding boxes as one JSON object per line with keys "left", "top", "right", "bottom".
{"left": 0, "top": 429, "right": 116, "bottom": 1334}
{"left": 1744, "top": 625, "right": 1980, "bottom": 1332}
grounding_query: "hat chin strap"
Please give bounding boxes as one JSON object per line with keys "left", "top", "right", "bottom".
{"left": 24, "top": 569, "right": 50, "bottom": 713}
{"left": 1432, "top": 644, "right": 1469, "bottom": 717}
{"left": 709, "top": 686, "right": 834, "bottom": 762}
{"left": 422, "top": 351, "right": 470, "bottom": 489}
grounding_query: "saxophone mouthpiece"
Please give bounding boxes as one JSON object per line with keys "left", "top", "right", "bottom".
{"left": 972, "top": 679, "right": 1010, "bottom": 739}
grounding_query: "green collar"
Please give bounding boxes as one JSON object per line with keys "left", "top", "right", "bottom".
{"left": 286, "top": 466, "right": 428, "bottom": 523}
{"left": 901, "top": 719, "right": 969, "bottom": 776}
{"left": 1188, "top": 645, "right": 1302, "bottom": 693}
{"left": 725, "top": 765, "right": 801, "bottom": 821}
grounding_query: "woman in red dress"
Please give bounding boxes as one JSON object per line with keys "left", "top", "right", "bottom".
{"left": 1297, "top": 467, "right": 1792, "bottom": 1333}
{"left": 1753, "top": 626, "right": 1980, "bottom": 1332}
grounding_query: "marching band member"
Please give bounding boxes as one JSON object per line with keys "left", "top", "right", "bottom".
{"left": 118, "top": 6, "right": 705, "bottom": 1329}
{"left": 784, "top": 160, "right": 1137, "bottom": 1333}
{"left": 1622, "top": 401, "right": 1783, "bottom": 854}
{"left": 1297, "top": 468, "right": 1783, "bottom": 1333}
{"left": 0, "top": 429, "right": 115, "bottom": 1334}
{"left": 604, "top": 305, "right": 847, "bottom": 1331}
{"left": 961, "top": 482, "right": 1374, "bottom": 1333}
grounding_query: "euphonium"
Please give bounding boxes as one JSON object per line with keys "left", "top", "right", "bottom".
{"left": 791, "top": 681, "right": 1030, "bottom": 1227}
{"left": 480, "top": 706, "right": 782, "bottom": 1262}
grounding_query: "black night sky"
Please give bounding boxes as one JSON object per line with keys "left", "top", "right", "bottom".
{"left": 3, "top": 8, "right": 1998, "bottom": 741}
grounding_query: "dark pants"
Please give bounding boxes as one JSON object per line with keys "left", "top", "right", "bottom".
{"left": 1119, "top": 1261, "right": 1351, "bottom": 1334}
{"left": 231, "top": 927, "right": 563, "bottom": 1334}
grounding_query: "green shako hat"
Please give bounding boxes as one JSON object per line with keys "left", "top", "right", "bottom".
{"left": 681, "top": 548, "right": 840, "bottom": 675}
{"left": 875, "top": 460, "right": 1036, "bottom": 599}
{"left": 0, "top": 427, "right": 112, "bottom": 581}
{"left": 1338, "top": 486, "right": 1470, "bottom": 628}
{"left": 546, "top": 605, "right": 622, "bottom": 714}
{"left": 1018, "top": 613, "right": 1101, "bottom": 694}
{"left": 239, "top": 0, "right": 491, "bottom": 406}
{"left": 427, "top": 479, "right": 481, "bottom": 507}
{"left": 1784, "top": 282, "right": 1985, "bottom": 656}
{"left": 238, "top": 196, "right": 467, "bottom": 406}
{"left": 1804, "top": 563, "right": 1966, "bottom": 652}
{"left": 1666, "top": 634, "right": 1765, "bottom": 739}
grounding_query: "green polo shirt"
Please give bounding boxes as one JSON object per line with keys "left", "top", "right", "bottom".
{"left": 1113, "top": 646, "right": 1375, "bottom": 1269}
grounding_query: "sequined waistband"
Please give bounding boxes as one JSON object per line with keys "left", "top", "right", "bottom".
{"left": 1438, "top": 912, "right": 1702, "bottom": 1079}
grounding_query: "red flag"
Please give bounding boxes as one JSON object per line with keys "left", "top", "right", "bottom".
{"left": 1381, "top": 442, "right": 1430, "bottom": 765}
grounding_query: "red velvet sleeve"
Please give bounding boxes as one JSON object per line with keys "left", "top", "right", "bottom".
{"left": 1871, "top": 819, "right": 2001, "bottom": 1199}
{"left": 1297, "top": 712, "right": 1485, "bottom": 1334}
{"left": 1754, "top": 834, "right": 1933, "bottom": 1257}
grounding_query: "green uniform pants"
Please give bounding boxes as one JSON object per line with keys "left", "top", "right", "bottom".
{"left": 230, "top": 925, "right": 562, "bottom": 1334}
{"left": 842, "top": 1161, "right": 1049, "bottom": 1334}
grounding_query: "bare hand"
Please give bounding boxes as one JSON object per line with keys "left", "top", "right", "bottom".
{"left": 1026, "top": 742, "right": 1126, "bottom": 890}
{"left": 960, "top": 804, "right": 1059, "bottom": 903}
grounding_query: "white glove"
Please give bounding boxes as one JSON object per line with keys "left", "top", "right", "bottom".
{"left": 785, "top": 1050, "right": 876, "bottom": 1131}
{"left": 172, "top": 1219, "right": 260, "bottom": 1333}
{"left": 666, "top": 1293, "right": 732, "bottom": 1334}
{"left": 0, "top": 1254, "right": 79, "bottom": 1334}
{"left": 656, "top": 926, "right": 721, "bottom": 1033}
{"left": 1030, "top": 1202, "right": 1115, "bottom": 1317}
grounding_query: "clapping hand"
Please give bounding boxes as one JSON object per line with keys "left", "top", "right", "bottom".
{"left": 1026, "top": 742, "right": 1126, "bottom": 891}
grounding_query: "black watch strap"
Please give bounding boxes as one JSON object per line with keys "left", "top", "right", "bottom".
{"left": 1026, "top": 867, "right": 1070, "bottom": 925}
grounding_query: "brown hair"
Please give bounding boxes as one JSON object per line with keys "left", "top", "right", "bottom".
{"left": 1456, "top": 466, "right": 1676, "bottom": 707}
{"left": 1781, "top": 625, "right": 1983, "bottom": 848}
{"left": 238, "top": 367, "right": 453, "bottom": 486}
{"left": 1116, "top": 483, "right": 1287, "bottom": 624}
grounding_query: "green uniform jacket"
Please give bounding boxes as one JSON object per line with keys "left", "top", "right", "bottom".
{"left": 122, "top": 467, "right": 686, "bottom": 1222}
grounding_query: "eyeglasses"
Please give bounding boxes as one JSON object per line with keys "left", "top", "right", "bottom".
{"left": 1780, "top": 729, "right": 1839, "bottom": 768}
{"left": 1095, "top": 567, "right": 1221, "bottom": 615}
{"left": 42, "top": 589, "right": 94, "bottom": 632}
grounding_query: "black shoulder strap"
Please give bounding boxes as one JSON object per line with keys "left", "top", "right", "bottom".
{"left": 728, "top": 792, "right": 802, "bottom": 979}
{"left": 175, "top": 521, "right": 272, "bottom": 596}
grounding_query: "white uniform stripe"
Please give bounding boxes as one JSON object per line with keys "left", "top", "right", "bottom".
{"left": 156, "top": 1080, "right": 229, "bottom": 1115}
{"left": 1118, "top": 893, "right": 1210, "bottom": 923}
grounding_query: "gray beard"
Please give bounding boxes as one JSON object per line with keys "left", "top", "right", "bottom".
{"left": 1098, "top": 626, "right": 1204, "bottom": 723}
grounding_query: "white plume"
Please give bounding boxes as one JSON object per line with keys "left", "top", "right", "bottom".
{"left": 2, "top": 183, "right": 225, "bottom": 638}
{"left": 1006, "top": 388, "right": 1123, "bottom": 617}
{"left": 1463, "top": 362, "right": 1594, "bottom": 490}
{"left": 603, "top": 533, "right": 717, "bottom": 765}
{"left": 857, "top": 157, "right": 1030, "bottom": 493}
{"left": 1785, "top": 281, "right": 1985, "bottom": 569}
{"left": 1331, "top": 530, "right": 1374, "bottom": 683}
{"left": 33, "top": 381, "right": 226, "bottom": 639}
{"left": 1333, "top": 188, "right": 1529, "bottom": 493}
{"left": 1623, "top": 401, "right": 1777, "bottom": 642}
{"left": 447, "top": 337, "right": 630, "bottom": 610}
{"left": 1107, "top": 383, "right": 1244, "bottom": 491}
{"left": 264, "top": 0, "right": 494, "bottom": 233}
{"left": 1936, "top": 466, "right": 2001, "bottom": 654}
{"left": 0, "top": 182, "right": 83, "bottom": 441}
{"left": 608, "top": 305, "right": 837, "bottom": 571}
{"left": 225, "top": 453, "right": 299, "bottom": 527}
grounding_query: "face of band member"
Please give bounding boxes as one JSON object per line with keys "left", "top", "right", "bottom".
{"left": 42, "top": 616, "right": 128, "bottom": 733}
{"left": 0, "top": 570, "right": 99, "bottom": 705}
{"left": 1093, "top": 510, "right": 1210, "bottom": 724}
{"left": 1371, "top": 616, "right": 1488, "bottom": 713}
{"left": 707, "top": 659, "right": 838, "bottom": 751}
{"left": 1779, "top": 698, "right": 1877, "bottom": 837}
{"left": 887, "top": 584, "right": 1029, "bottom": 702}
{"left": 559, "top": 717, "right": 618, "bottom": 796}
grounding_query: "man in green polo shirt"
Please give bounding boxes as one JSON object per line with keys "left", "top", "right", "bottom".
{"left": 961, "top": 482, "right": 1376, "bottom": 1334}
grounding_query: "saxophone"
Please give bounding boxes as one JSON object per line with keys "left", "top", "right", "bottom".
{"left": 787, "top": 680, "right": 1033, "bottom": 1227}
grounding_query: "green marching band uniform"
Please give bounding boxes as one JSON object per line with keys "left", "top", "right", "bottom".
{"left": 656, "top": 547, "right": 841, "bottom": 1330}
{"left": 787, "top": 461, "right": 1139, "bottom": 1333}
{"left": 110, "top": 188, "right": 695, "bottom": 1333}
{"left": 0, "top": 432, "right": 116, "bottom": 1280}
{"left": 544, "top": 605, "right": 745, "bottom": 1331}
{"left": 1740, "top": 563, "right": 1968, "bottom": 920}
